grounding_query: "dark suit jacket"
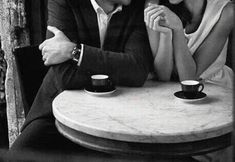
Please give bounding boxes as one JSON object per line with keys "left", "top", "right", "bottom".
{"left": 20, "top": 0, "right": 153, "bottom": 132}
{"left": 47, "top": 0, "right": 152, "bottom": 86}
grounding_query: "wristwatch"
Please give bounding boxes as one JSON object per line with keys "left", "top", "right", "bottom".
{"left": 71, "top": 44, "right": 81, "bottom": 63}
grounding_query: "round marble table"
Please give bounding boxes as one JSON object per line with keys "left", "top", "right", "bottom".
{"left": 52, "top": 81, "right": 233, "bottom": 156}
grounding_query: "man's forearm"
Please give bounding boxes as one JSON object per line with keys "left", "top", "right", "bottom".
{"left": 79, "top": 44, "right": 150, "bottom": 87}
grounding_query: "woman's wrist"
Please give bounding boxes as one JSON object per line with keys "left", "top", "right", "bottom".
{"left": 172, "top": 27, "right": 185, "bottom": 37}
{"left": 161, "top": 29, "right": 172, "bottom": 37}
{"left": 172, "top": 21, "right": 183, "bottom": 31}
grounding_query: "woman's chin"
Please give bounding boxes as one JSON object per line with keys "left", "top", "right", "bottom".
{"left": 168, "top": 0, "right": 183, "bottom": 5}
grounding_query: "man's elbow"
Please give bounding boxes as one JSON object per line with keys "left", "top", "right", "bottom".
{"left": 158, "top": 75, "right": 171, "bottom": 82}
{"left": 131, "top": 69, "right": 149, "bottom": 87}
{"left": 118, "top": 70, "right": 148, "bottom": 87}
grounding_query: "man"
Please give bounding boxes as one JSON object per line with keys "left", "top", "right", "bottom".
{"left": 10, "top": 0, "right": 152, "bottom": 158}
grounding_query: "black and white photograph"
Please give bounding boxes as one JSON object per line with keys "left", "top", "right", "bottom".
{"left": 0, "top": 0, "right": 234, "bottom": 161}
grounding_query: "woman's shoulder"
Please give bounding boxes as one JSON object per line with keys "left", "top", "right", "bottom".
{"left": 215, "top": 1, "right": 234, "bottom": 32}
{"left": 220, "top": 2, "right": 234, "bottom": 25}
{"left": 222, "top": 2, "right": 234, "bottom": 17}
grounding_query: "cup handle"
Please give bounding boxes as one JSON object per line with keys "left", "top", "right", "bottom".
{"left": 198, "top": 83, "right": 204, "bottom": 92}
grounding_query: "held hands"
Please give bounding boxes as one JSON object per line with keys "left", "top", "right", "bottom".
{"left": 39, "top": 26, "right": 76, "bottom": 66}
{"left": 144, "top": 3, "right": 183, "bottom": 33}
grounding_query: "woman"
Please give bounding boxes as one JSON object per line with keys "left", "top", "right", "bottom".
{"left": 145, "top": 0, "right": 233, "bottom": 161}
{"left": 144, "top": 0, "right": 233, "bottom": 89}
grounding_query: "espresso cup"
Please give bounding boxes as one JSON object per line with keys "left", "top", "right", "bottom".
{"left": 180, "top": 80, "right": 204, "bottom": 98}
{"left": 91, "top": 74, "right": 111, "bottom": 91}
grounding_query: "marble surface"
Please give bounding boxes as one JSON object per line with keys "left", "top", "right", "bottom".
{"left": 52, "top": 81, "right": 233, "bottom": 143}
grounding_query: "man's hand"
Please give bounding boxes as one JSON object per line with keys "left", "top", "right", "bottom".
{"left": 39, "top": 26, "right": 76, "bottom": 66}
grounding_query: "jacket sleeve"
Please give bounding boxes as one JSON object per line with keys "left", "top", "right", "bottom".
{"left": 81, "top": 24, "right": 152, "bottom": 87}
{"left": 47, "top": 0, "right": 153, "bottom": 87}
{"left": 46, "top": 0, "right": 78, "bottom": 42}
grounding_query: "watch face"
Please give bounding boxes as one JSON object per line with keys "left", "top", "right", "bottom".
{"left": 74, "top": 51, "right": 80, "bottom": 59}
{"left": 72, "top": 46, "right": 81, "bottom": 61}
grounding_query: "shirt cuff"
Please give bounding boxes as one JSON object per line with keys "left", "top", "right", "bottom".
{"left": 77, "top": 44, "right": 84, "bottom": 66}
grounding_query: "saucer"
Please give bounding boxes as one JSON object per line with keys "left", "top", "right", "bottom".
{"left": 174, "top": 91, "right": 207, "bottom": 102}
{"left": 84, "top": 85, "right": 116, "bottom": 96}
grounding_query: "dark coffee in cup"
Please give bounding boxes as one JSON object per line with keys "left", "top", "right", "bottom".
{"left": 91, "top": 74, "right": 111, "bottom": 92}
{"left": 181, "top": 80, "right": 204, "bottom": 98}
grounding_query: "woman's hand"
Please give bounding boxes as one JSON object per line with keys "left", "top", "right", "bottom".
{"left": 145, "top": 4, "right": 183, "bottom": 32}
{"left": 144, "top": 4, "right": 171, "bottom": 34}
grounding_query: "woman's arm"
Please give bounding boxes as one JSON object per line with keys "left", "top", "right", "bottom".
{"left": 172, "top": 28, "right": 197, "bottom": 81}
{"left": 192, "top": 3, "right": 234, "bottom": 76}
{"left": 155, "top": 2, "right": 234, "bottom": 81}
{"left": 153, "top": 31, "right": 173, "bottom": 81}
{"left": 145, "top": 3, "right": 174, "bottom": 81}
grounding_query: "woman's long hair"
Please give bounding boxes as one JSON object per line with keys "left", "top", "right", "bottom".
{"left": 159, "top": 1, "right": 192, "bottom": 27}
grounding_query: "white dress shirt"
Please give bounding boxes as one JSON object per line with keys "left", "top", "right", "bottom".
{"left": 77, "top": 0, "right": 122, "bottom": 66}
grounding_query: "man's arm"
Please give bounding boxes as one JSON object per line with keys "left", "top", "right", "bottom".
{"left": 81, "top": 35, "right": 151, "bottom": 87}
{"left": 42, "top": 0, "right": 152, "bottom": 87}
{"left": 46, "top": 0, "right": 78, "bottom": 41}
